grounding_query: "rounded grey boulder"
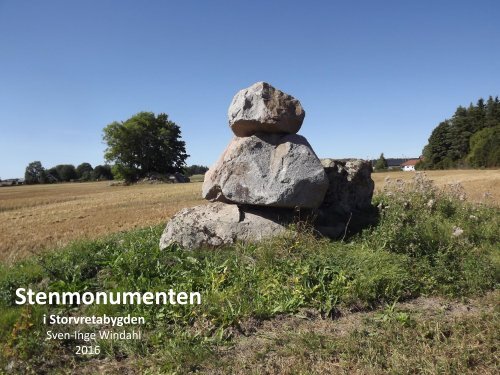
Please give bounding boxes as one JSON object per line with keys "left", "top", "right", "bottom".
{"left": 202, "top": 133, "right": 329, "bottom": 208}
{"left": 228, "top": 82, "right": 305, "bottom": 137}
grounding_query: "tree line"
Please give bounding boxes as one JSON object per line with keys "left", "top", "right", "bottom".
{"left": 184, "top": 165, "right": 209, "bottom": 176}
{"left": 24, "top": 111, "right": 209, "bottom": 184}
{"left": 24, "top": 162, "right": 114, "bottom": 184}
{"left": 419, "top": 96, "right": 500, "bottom": 169}
{"left": 24, "top": 160, "right": 209, "bottom": 184}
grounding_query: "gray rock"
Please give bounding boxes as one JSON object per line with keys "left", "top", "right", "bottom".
{"left": 136, "top": 172, "right": 190, "bottom": 184}
{"left": 159, "top": 202, "right": 292, "bottom": 250}
{"left": 202, "top": 133, "right": 328, "bottom": 209}
{"left": 170, "top": 172, "right": 190, "bottom": 183}
{"left": 320, "top": 159, "right": 374, "bottom": 214}
{"left": 228, "top": 82, "right": 305, "bottom": 137}
{"left": 316, "top": 159, "right": 375, "bottom": 235}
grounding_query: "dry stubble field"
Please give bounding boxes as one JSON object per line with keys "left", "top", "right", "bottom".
{"left": 0, "top": 169, "right": 498, "bottom": 263}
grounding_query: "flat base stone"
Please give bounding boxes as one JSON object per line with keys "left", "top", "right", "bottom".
{"left": 159, "top": 202, "right": 293, "bottom": 250}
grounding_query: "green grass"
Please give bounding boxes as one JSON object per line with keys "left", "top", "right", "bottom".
{"left": 0, "top": 180, "right": 498, "bottom": 374}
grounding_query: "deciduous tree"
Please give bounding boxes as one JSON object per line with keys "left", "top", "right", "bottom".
{"left": 92, "top": 165, "right": 114, "bottom": 180}
{"left": 76, "top": 163, "right": 93, "bottom": 180}
{"left": 25, "top": 161, "right": 47, "bottom": 184}
{"left": 103, "top": 112, "right": 189, "bottom": 182}
{"left": 54, "top": 164, "right": 77, "bottom": 182}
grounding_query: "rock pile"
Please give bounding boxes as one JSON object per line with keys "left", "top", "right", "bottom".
{"left": 160, "top": 82, "right": 374, "bottom": 250}
{"left": 137, "top": 172, "right": 190, "bottom": 184}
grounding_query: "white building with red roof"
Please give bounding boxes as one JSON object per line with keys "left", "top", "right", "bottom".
{"left": 400, "top": 159, "right": 420, "bottom": 171}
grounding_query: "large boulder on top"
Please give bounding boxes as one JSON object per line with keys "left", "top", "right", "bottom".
{"left": 159, "top": 202, "right": 292, "bottom": 250}
{"left": 202, "top": 133, "right": 329, "bottom": 209}
{"left": 228, "top": 82, "right": 305, "bottom": 137}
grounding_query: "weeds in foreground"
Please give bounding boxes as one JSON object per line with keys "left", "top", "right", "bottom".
{"left": 0, "top": 174, "right": 498, "bottom": 373}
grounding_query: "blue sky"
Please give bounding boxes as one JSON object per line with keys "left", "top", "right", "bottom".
{"left": 1, "top": 0, "right": 499, "bottom": 178}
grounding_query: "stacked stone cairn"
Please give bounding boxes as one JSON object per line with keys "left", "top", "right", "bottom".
{"left": 159, "top": 82, "right": 374, "bottom": 250}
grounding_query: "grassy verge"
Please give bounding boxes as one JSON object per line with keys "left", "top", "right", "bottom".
{"left": 0, "top": 176, "right": 498, "bottom": 374}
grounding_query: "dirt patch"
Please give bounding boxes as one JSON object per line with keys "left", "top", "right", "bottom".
{"left": 203, "top": 291, "right": 498, "bottom": 374}
{"left": 78, "top": 357, "right": 140, "bottom": 375}
{"left": 398, "top": 293, "right": 496, "bottom": 319}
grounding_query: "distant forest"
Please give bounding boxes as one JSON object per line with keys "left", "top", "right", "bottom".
{"left": 420, "top": 96, "right": 500, "bottom": 169}
{"left": 19, "top": 161, "right": 208, "bottom": 185}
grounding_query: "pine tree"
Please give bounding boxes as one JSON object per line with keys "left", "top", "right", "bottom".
{"left": 421, "top": 97, "right": 499, "bottom": 168}
{"left": 374, "top": 153, "right": 388, "bottom": 171}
